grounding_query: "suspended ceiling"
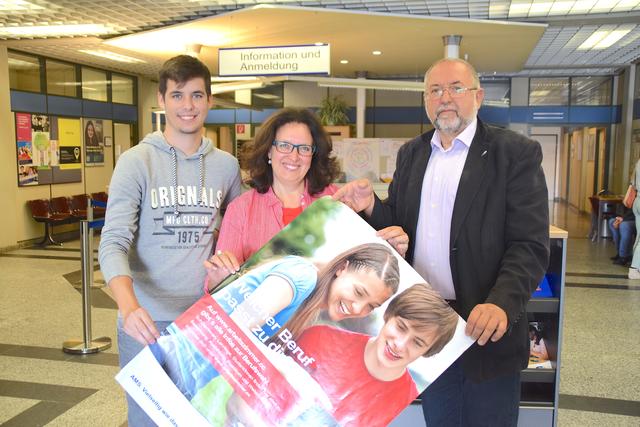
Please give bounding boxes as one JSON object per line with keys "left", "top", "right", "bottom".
{"left": 1, "top": 1, "right": 639, "bottom": 79}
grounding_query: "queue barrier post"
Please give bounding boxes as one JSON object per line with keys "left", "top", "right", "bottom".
{"left": 63, "top": 212, "right": 111, "bottom": 354}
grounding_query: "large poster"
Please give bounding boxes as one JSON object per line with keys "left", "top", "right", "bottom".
{"left": 116, "top": 198, "right": 473, "bottom": 426}
{"left": 16, "top": 112, "right": 38, "bottom": 186}
{"left": 84, "top": 118, "right": 105, "bottom": 166}
{"left": 15, "top": 113, "right": 85, "bottom": 186}
{"left": 15, "top": 112, "right": 56, "bottom": 186}
{"left": 58, "top": 117, "right": 82, "bottom": 169}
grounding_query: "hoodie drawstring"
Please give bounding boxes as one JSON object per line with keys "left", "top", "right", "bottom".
{"left": 170, "top": 147, "right": 206, "bottom": 217}
{"left": 171, "top": 147, "right": 179, "bottom": 216}
{"left": 198, "top": 153, "right": 204, "bottom": 206}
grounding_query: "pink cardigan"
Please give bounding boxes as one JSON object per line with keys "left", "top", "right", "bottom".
{"left": 215, "top": 183, "right": 338, "bottom": 264}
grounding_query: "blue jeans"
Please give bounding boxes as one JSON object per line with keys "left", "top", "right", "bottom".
{"left": 608, "top": 218, "right": 636, "bottom": 258}
{"left": 118, "top": 318, "right": 172, "bottom": 427}
{"left": 421, "top": 358, "right": 521, "bottom": 427}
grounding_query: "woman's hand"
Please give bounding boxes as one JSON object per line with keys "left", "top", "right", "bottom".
{"left": 377, "top": 226, "right": 409, "bottom": 258}
{"left": 203, "top": 250, "right": 241, "bottom": 292}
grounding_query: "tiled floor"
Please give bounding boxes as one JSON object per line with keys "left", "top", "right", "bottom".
{"left": 0, "top": 202, "right": 638, "bottom": 426}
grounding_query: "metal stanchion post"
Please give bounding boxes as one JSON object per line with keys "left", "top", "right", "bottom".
{"left": 63, "top": 219, "right": 111, "bottom": 354}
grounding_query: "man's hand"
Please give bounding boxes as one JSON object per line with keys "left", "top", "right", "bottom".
{"left": 377, "top": 226, "right": 409, "bottom": 258}
{"left": 108, "top": 275, "right": 159, "bottom": 345}
{"left": 465, "top": 303, "right": 508, "bottom": 346}
{"left": 333, "top": 179, "right": 375, "bottom": 217}
{"left": 122, "top": 306, "right": 160, "bottom": 345}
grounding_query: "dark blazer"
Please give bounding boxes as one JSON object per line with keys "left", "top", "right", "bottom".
{"left": 369, "top": 119, "right": 549, "bottom": 381}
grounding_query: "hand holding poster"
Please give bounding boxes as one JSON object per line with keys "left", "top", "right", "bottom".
{"left": 116, "top": 197, "right": 474, "bottom": 426}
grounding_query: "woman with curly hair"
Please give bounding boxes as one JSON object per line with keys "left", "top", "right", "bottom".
{"left": 205, "top": 107, "right": 407, "bottom": 289}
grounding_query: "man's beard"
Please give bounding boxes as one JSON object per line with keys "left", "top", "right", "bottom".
{"left": 430, "top": 105, "right": 472, "bottom": 135}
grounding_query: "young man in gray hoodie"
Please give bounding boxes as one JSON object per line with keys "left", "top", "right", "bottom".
{"left": 98, "top": 55, "right": 242, "bottom": 426}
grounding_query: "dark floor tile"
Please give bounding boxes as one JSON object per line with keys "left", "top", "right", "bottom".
{"left": 89, "top": 288, "right": 118, "bottom": 309}
{"left": 0, "top": 343, "right": 69, "bottom": 361}
{"left": 2, "top": 400, "right": 74, "bottom": 427}
{"left": 566, "top": 282, "right": 640, "bottom": 290}
{"left": 63, "top": 265, "right": 115, "bottom": 310}
{"left": 559, "top": 393, "right": 640, "bottom": 417}
{"left": 0, "top": 253, "right": 80, "bottom": 261}
{"left": 28, "top": 246, "right": 98, "bottom": 254}
{"left": 0, "top": 379, "right": 96, "bottom": 403}
{"left": 0, "top": 343, "right": 119, "bottom": 366}
{"left": 566, "top": 272, "right": 628, "bottom": 279}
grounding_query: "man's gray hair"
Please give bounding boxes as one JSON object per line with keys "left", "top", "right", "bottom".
{"left": 423, "top": 58, "right": 481, "bottom": 89}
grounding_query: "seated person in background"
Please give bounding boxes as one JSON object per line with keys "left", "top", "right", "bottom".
{"left": 608, "top": 208, "right": 636, "bottom": 266}
{"left": 291, "top": 283, "right": 459, "bottom": 427}
{"left": 528, "top": 324, "right": 549, "bottom": 361}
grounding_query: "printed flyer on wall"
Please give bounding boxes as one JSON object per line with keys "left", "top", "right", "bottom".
{"left": 116, "top": 197, "right": 474, "bottom": 427}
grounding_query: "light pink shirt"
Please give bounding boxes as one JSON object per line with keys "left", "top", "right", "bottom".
{"left": 216, "top": 183, "right": 337, "bottom": 264}
{"left": 413, "top": 119, "right": 477, "bottom": 300}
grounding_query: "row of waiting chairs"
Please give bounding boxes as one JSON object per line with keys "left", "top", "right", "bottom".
{"left": 28, "top": 192, "right": 108, "bottom": 246}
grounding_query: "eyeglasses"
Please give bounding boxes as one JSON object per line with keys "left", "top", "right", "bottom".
{"left": 272, "top": 140, "right": 316, "bottom": 156}
{"left": 426, "top": 85, "right": 478, "bottom": 99}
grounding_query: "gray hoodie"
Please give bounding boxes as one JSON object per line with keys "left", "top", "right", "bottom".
{"left": 99, "top": 131, "right": 242, "bottom": 321}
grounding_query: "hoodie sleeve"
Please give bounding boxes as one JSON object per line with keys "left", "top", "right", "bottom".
{"left": 98, "top": 151, "right": 144, "bottom": 285}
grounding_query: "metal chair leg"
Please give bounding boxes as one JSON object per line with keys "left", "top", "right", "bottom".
{"left": 37, "top": 223, "right": 62, "bottom": 246}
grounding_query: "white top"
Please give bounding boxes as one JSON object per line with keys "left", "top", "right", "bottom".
{"left": 413, "top": 119, "right": 477, "bottom": 300}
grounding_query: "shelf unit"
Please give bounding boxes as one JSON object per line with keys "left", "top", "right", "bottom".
{"left": 390, "top": 226, "right": 568, "bottom": 427}
{"left": 519, "top": 225, "right": 567, "bottom": 427}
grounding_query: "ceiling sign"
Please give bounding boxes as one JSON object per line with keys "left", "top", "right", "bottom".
{"left": 218, "top": 44, "right": 330, "bottom": 77}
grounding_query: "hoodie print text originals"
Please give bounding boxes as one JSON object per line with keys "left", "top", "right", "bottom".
{"left": 99, "top": 131, "right": 242, "bottom": 321}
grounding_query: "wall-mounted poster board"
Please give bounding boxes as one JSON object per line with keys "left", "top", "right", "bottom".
{"left": 332, "top": 138, "right": 407, "bottom": 183}
{"left": 15, "top": 112, "right": 82, "bottom": 186}
{"left": 84, "top": 118, "right": 105, "bottom": 166}
{"left": 16, "top": 112, "right": 40, "bottom": 186}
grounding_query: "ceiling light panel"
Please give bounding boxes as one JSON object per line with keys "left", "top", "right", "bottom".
{"left": 592, "top": 0, "right": 617, "bottom": 12}
{"left": 613, "top": 0, "right": 640, "bottom": 11}
{"left": 526, "top": 20, "right": 640, "bottom": 71}
{"left": 548, "top": 1, "right": 575, "bottom": 15}
{"left": 529, "top": 2, "right": 553, "bottom": 15}
{"left": 570, "top": 0, "right": 598, "bottom": 14}
{"left": 509, "top": 1, "right": 531, "bottom": 18}
{"left": 595, "top": 28, "right": 632, "bottom": 48}
{"left": 489, "top": 2, "right": 510, "bottom": 19}
{"left": 0, "top": 0, "right": 44, "bottom": 11}
{"left": 79, "top": 49, "right": 147, "bottom": 64}
{"left": 0, "top": 23, "right": 115, "bottom": 38}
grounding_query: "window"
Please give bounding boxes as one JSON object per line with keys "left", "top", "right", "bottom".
{"left": 529, "top": 77, "right": 569, "bottom": 106}
{"left": 8, "top": 51, "right": 40, "bottom": 92}
{"left": 112, "top": 73, "right": 135, "bottom": 104}
{"left": 46, "top": 60, "right": 77, "bottom": 97}
{"left": 571, "top": 76, "right": 612, "bottom": 106}
{"left": 82, "top": 67, "right": 108, "bottom": 101}
{"left": 479, "top": 79, "right": 510, "bottom": 107}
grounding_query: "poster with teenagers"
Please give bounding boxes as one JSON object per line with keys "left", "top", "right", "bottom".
{"left": 116, "top": 197, "right": 474, "bottom": 427}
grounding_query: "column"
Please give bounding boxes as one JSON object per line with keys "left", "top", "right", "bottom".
{"left": 356, "top": 71, "right": 367, "bottom": 138}
{"left": 442, "top": 35, "right": 462, "bottom": 59}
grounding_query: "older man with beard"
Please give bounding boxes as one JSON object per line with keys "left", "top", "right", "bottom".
{"left": 334, "top": 58, "right": 549, "bottom": 426}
